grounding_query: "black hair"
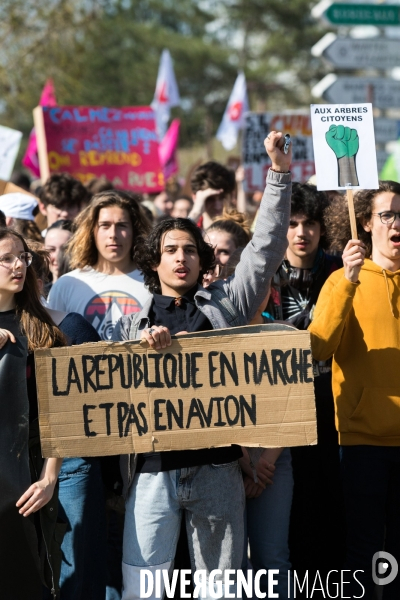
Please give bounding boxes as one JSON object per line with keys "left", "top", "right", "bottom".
{"left": 291, "top": 183, "right": 330, "bottom": 225}
{"left": 0, "top": 210, "right": 6, "bottom": 227}
{"left": 134, "top": 218, "right": 215, "bottom": 294}
{"left": 47, "top": 219, "right": 74, "bottom": 233}
{"left": 190, "top": 161, "right": 235, "bottom": 195}
{"left": 290, "top": 183, "right": 330, "bottom": 249}
{"left": 39, "top": 172, "right": 90, "bottom": 208}
{"left": 10, "top": 171, "right": 31, "bottom": 192}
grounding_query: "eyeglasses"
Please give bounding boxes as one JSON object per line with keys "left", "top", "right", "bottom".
{"left": 372, "top": 211, "right": 400, "bottom": 225}
{"left": 0, "top": 252, "right": 33, "bottom": 268}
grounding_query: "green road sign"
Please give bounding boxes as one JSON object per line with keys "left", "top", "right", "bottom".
{"left": 325, "top": 3, "right": 400, "bottom": 26}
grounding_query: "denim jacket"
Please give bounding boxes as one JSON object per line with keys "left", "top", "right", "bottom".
{"left": 112, "top": 169, "right": 292, "bottom": 493}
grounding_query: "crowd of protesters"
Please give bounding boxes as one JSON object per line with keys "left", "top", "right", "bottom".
{"left": 1, "top": 131, "right": 400, "bottom": 600}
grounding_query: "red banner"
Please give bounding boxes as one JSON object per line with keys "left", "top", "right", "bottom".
{"left": 40, "top": 106, "right": 164, "bottom": 193}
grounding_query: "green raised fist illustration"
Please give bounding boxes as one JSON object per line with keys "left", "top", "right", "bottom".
{"left": 325, "top": 125, "right": 359, "bottom": 187}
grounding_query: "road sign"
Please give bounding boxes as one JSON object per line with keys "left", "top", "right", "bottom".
{"left": 312, "top": 75, "right": 400, "bottom": 109}
{"left": 324, "top": 3, "right": 400, "bottom": 26}
{"left": 312, "top": 33, "right": 400, "bottom": 70}
{"left": 374, "top": 118, "right": 400, "bottom": 144}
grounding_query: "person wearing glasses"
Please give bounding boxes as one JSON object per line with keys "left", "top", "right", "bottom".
{"left": 0, "top": 228, "right": 65, "bottom": 599}
{"left": 309, "top": 181, "right": 400, "bottom": 600}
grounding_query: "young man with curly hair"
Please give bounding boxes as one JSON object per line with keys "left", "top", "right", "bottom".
{"left": 112, "top": 133, "right": 292, "bottom": 600}
{"left": 309, "top": 181, "right": 400, "bottom": 599}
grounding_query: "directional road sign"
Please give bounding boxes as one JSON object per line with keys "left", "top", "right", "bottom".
{"left": 324, "top": 3, "right": 400, "bottom": 26}
{"left": 312, "top": 33, "right": 400, "bottom": 70}
{"left": 312, "top": 75, "right": 400, "bottom": 109}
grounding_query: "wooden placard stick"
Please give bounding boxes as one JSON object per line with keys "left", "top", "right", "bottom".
{"left": 346, "top": 188, "right": 358, "bottom": 240}
{"left": 33, "top": 106, "right": 50, "bottom": 183}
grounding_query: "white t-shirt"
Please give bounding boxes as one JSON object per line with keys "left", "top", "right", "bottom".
{"left": 48, "top": 267, "right": 150, "bottom": 340}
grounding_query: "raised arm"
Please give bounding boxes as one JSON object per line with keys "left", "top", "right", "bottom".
{"left": 221, "top": 131, "right": 292, "bottom": 322}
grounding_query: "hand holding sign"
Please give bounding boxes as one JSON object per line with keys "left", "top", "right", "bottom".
{"left": 141, "top": 325, "right": 172, "bottom": 350}
{"left": 342, "top": 239, "right": 366, "bottom": 283}
{"left": 325, "top": 124, "right": 359, "bottom": 186}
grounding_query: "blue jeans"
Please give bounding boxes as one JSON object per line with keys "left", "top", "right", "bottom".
{"left": 243, "top": 449, "right": 293, "bottom": 599}
{"left": 122, "top": 462, "right": 245, "bottom": 600}
{"left": 58, "top": 457, "right": 107, "bottom": 599}
{"left": 341, "top": 445, "right": 400, "bottom": 600}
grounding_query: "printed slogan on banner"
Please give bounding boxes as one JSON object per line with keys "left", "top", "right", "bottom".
{"left": 35, "top": 326, "right": 317, "bottom": 458}
{"left": 33, "top": 105, "right": 164, "bottom": 193}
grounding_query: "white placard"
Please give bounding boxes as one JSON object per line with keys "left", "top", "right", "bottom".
{"left": 310, "top": 103, "right": 379, "bottom": 191}
{"left": 0, "top": 125, "right": 23, "bottom": 180}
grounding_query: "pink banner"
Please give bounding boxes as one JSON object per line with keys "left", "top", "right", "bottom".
{"left": 41, "top": 105, "right": 164, "bottom": 193}
{"left": 158, "top": 119, "right": 180, "bottom": 179}
{"left": 22, "top": 80, "right": 57, "bottom": 177}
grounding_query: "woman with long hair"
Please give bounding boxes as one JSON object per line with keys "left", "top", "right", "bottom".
{"left": 0, "top": 227, "right": 65, "bottom": 599}
{"left": 28, "top": 242, "right": 108, "bottom": 600}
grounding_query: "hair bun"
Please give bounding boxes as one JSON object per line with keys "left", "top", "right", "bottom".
{"left": 216, "top": 209, "right": 251, "bottom": 236}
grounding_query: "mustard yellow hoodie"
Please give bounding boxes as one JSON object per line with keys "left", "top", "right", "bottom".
{"left": 309, "top": 259, "right": 400, "bottom": 446}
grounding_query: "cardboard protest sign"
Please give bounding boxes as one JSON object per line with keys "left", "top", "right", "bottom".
{"left": 242, "top": 113, "right": 315, "bottom": 192}
{"left": 0, "top": 125, "right": 23, "bottom": 180}
{"left": 310, "top": 103, "right": 379, "bottom": 191}
{"left": 35, "top": 325, "right": 317, "bottom": 458}
{"left": 33, "top": 105, "right": 164, "bottom": 193}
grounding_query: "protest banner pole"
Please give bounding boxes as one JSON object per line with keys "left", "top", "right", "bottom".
{"left": 346, "top": 188, "right": 358, "bottom": 239}
{"left": 33, "top": 106, "right": 50, "bottom": 183}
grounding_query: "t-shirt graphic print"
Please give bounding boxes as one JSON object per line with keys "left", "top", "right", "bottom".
{"left": 48, "top": 267, "right": 150, "bottom": 340}
{"left": 84, "top": 291, "right": 143, "bottom": 340}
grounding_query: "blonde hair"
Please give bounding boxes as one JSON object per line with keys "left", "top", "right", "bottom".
{"left": 206, "top": 209, "right": 251, "bottom": 248}
{"left": 67, "top": 190, "right": 151, "bottom": 270}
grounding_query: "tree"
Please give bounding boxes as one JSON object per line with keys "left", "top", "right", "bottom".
{"left": 209, "top": 0, "right": 328, "bottom": 109}
{"left": 0, "top": 0, "right": 235, "bottom": 149}
{"left": 0, "top": 0, "right": 328, "bottom": 162}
